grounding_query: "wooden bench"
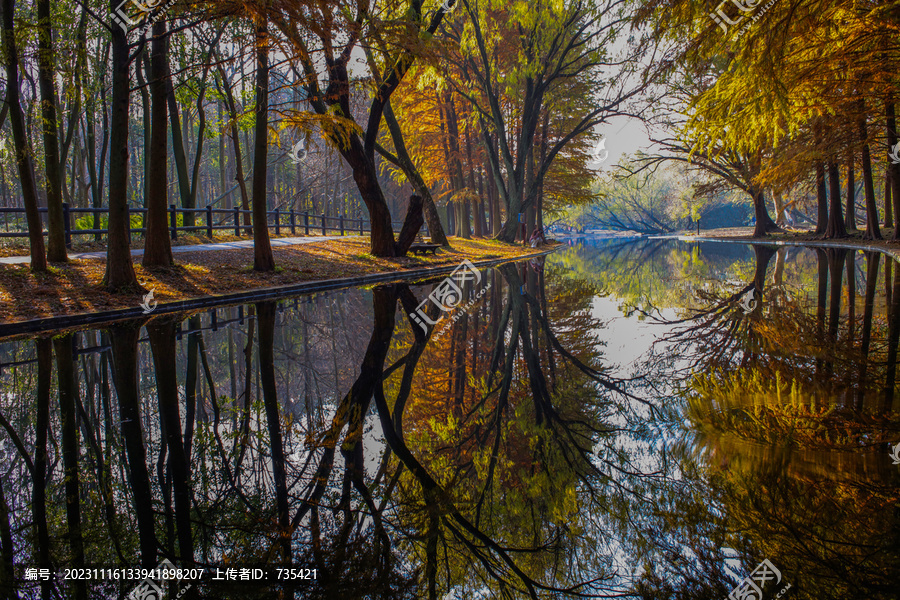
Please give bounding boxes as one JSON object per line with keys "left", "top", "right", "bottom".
{"left": 409, "top": 243, "right": 440, "bottom": 255}
{"left": 409, "top": 234, "right": 440, "bottom": 255}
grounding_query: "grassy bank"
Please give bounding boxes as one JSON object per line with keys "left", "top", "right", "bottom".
{"left": 0, "top": 237, "right": 551, "bottom": 324}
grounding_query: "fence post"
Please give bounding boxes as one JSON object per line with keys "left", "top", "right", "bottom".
{"left": 290, "top": 210, "right": 296, "bottom": 235}
{"left": 321, "top": 214, "right": 326, "bottom": 235}
{"left": 62, "top": 202, "right": 72, "bottom": 249}
{"left": 340, "top": 214, "right": 344, "bottom": 236}
{"left": 234, "top": 206, "right": 240, "bottom": 236}
{"left": 359, "top": 216, "right": 363, "bottom": 235}
{"left": 170, "top": 204, "right": 177, "bottom": 240}
{"left": 206, "top": 205, "right": 213, "bottom": 238}
{"left": 304, "top": 211, "right": 309, "bottom": 235}
{"left": 275, "top": 208, "right": 280, "bottom": 235}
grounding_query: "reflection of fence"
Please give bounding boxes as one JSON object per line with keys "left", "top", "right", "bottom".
{"left": 0, "top": 204, "right": 409, "bottom": 247}
{"left": 0, "top": 299, "right": 310, "bottom": 372}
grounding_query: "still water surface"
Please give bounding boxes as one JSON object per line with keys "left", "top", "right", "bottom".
{"left": 0, "top": 238, "right": 898, "bottom": 599}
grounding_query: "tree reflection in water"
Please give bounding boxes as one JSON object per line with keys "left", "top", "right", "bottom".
{"left": 0, "top": 241, "right": 899, "bottom": 599}
{"left": 0, "top": 258, "right": 636, "bottom": 599}
{"left": 623, "top": 241, "right": 900, "bottom": 598}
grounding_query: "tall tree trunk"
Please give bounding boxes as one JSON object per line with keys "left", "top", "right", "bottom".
{"left": 104, "top": 2, "right": 139, "bottom": 290}
{"left": 886, "top": 100, "right": 900, "bottom": 240}
{"left": 824, "top": 249, "right": 845, "bottom": 377}
{"left": 218, "top": 65, "right": 251, "bottom": 230}
{"left": 885, "top": 168, "right": 893, "bottom": 229}
{"left": 2, "top": 0, "right": 47, "bottom": 271}
{"left": 184, "top": 316, "right": 200, "bottom": 458}
{"left": 257, "top": 302, "right": 290, "bottom": 560}
{"left": 859, "top": 111, "right": 882, "bottom": 240}
{"left": 252, "top": 11, "right": 275, "bottom": 271}
{"left": 33, "top": 338, "right": 52, "bottom": 598}
{"left": 85, "top": 44, "right": 109, "bottom": 241}
{"left": 54, "top": 334, "right": 88, "bottom": 600}
{"left": 37, "top": 0, "right": 66, "bottom": 261}
{"left": 858, "top": 251, "right": 880, "bottom": 406}
{"left": 815, "top": 161, "right": 828, "bottom": 235}
{"left": 824, "top": 159, "right": 847, "bottom": 238}
{"left": 143, "top": 20, "right": 173, "bottom": 267}
{"left": 444, "top": 91, "right": 469, "bottom": 239}
{"left": 488, "top": 139, "right": 500, "bottom": 235}
{"left": 167, "top": 59, "right": 193, "bottom": 227}
{"left": 466, "top": 127, "right": 482, "bottom": 238}
{"left": 773, "top": 191, "right": 786, "bottom": 226}
{"left": 109, "top": 323, "right": 157, "bottom": 567}
{"left": 219, "top": 100, "right": 227, "bottom": 201}
{"left": 751, "top": 187, "right": 777, "bottom": 238}
{"left": 340, "top": 138, "right": 397, "bottom": 255}
{"left": 845, "top": 152, "right": 856, "bottom": 230}
{"left": 815, "top": 249, "right": 827, "bottom": 376}
{"left": 885, "top": 259, "right": 900, "bottom": 410}
{"left": 382, "top": 100, "right": 448, "bottom": 245}
{"left": 477, "top": 170, "right": 489, "bottom": 235}
{"left": 137, "top": 52, "right": 151, "bottom": 209}
{"left": 148, "top": 321, "right": 195, "bottom": 564}
{"left": 525, "top": 143, "right": 536, "bottom": 241}
{"left": 847, "top": 250, "right": 856, "bottom": 344}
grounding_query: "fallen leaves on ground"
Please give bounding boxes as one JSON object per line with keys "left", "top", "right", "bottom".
{"left": 0, "top": 237, "right": 552, "bottom": 324}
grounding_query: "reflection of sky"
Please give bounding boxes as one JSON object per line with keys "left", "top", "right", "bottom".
{"left": 571, "top": 255, "right": 726, "bottom": 590}
{"left": 588, "top": 294, "right": 679, "bottom": 379}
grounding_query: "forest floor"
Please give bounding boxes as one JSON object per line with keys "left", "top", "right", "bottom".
{"left": 0, "top": 236, "right": 550, "bottom": 324}
{"left": 677, "top": 225, "right": 900, "bottom": 259}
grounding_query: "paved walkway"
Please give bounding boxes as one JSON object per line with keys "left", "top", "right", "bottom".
{"left": 0, "top": 235, "right": 365, "bottom": 265}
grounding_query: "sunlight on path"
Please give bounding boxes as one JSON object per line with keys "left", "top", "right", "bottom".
{"left": 0, "top": 235, "right": 365, "bottom": 265}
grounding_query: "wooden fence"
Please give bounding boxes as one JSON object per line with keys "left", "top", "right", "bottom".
{"left": 0, "top": 203, "right": 411, "bottom": 248}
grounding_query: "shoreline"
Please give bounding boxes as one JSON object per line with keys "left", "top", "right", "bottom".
{"left": 652, "top": 228, "right": 900, "bottom": 261}
{"left": 556, "top": 227, "right": 900, "bottom": 260}
{"left": 0, "top": 241, "right": 557, "bottom": 340}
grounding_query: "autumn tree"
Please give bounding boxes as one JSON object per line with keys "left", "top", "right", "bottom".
{"left": 267, "top": 0, "right": 458, "bottom": 257}
{"left": 440, "top": 0, "right": 645, "bottom": 242}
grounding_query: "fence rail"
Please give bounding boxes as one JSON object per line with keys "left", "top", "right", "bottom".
{"left": 0, "top": 204, "right": 412, "bottom": 247}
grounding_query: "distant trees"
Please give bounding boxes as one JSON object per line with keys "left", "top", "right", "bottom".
{"left": 384, "top": 0, "right": 644, "bottom": 242}
{"left": 560, "top": 158, "right": 752, "bottom": 234}
{"left": 636, "top": 0, "right": 900, "bottom": 238}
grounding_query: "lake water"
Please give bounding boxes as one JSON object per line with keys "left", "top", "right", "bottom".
{"left": 0, "top": 238, "right": 898, "bottom": 599}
